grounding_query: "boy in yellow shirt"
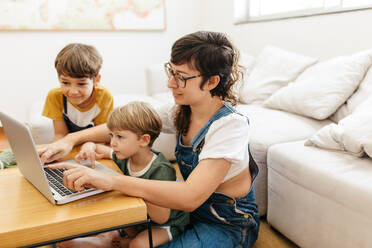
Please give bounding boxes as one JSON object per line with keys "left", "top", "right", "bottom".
{"left": 42, "top": 43, "right": 113, "bottom": 141}
{"left": 1, "top": 43, "right": 113, "bottom": 167}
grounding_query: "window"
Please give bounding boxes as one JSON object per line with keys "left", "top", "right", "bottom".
{"left": 234, "top": 0, "right": 372, "bottom": 23}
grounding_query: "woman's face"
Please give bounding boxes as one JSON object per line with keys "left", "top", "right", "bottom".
{"left": 167, "top": 63, "right": 210, "bottom": 106}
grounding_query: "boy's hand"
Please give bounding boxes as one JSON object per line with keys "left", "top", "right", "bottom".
{"left": 39, "top": 138, "right": 74, "bottom": 164}
{"left": 75, "top": 142, "right": 105, "bottom": 168}
{"left": 47, "top": 163, "right": 115, "bottom": 192}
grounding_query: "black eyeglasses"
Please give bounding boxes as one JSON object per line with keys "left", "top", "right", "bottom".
{"left": 164, "top": 62, "right": 203, "bottom": 88}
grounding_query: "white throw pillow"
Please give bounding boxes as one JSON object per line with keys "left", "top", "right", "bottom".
{"left": 264, "top": 50, "right": 372, "bottom": 120}
{"left": 305, "top": 96, "right": 372, "bottom": 158}
{"left": 232, "top": 52, "right": 255, "bottom": 99}
{"left": 145, "top": 63, "right": 168, "bottom": 96}
{"left": 239, "top": 45, "right": 317, "bottom": 104}
{"left": 331, "top": 60, "right": 372, "bottom": 122}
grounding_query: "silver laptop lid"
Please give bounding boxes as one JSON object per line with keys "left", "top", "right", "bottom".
{"left": 0, "top": 111, "right": 55, "bottom": 204}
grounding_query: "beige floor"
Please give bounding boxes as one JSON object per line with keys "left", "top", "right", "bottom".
{"left": 254, "top": 219, "right": 299, "bottom": 248}
{"left": 37, "top": 219, "right": 297, "bottom": 248}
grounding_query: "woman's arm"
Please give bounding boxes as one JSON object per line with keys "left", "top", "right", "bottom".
{"left": 40, "top": 124, "right": 110, "bottom": 164}
{"left": 49, "top": 157, "right": 231, "bottom": 212}
{"left": 145, "top": 201, "right": 170, "bottom": 224}
{"left": 113, "top": 158, "right": 231, "bottom": 212}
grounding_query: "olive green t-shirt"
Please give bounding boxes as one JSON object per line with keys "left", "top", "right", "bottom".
{"left": 112, "top": 150, "right": 189, "bottom": 238}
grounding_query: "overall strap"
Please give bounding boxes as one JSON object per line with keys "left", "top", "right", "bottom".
{"left": 191, "top": 103, "right": 236, "bottom": 150}
{"left": 190, "top": 102, "right": 259, "bottom": 182}
{"left": 63, "top": 95, "right": 67, "bottom": 114}
{"left": 248, "top": 144, "right": 259, "bottom": 182}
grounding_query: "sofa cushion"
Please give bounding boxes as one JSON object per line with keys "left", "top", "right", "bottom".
{"left": 26, "top": 98, "right": 54, "bottom": 145}
{"left": 152, "top": 92, "right": 174, "bottom": 104}
{"left": 331, "top": 61, "right": 372, "bottom": 122}
{"left": 233, "top": 52, "right": 255, "bottom": 98}
{"left": 267, "top": 140, "right": 372, "bottom": 247}
{"left": 239, "top": 45, "right": 317, "bottom": 104}
{"left": 305, "top": 96, "right": 372, "bottom": 158}
{"left": 145, "top": 63, "right": 168, "bottom": 96}
{"left": 264, "top": 50, "right": 372, "bottom": 120}
{"left": 268, "top": 140, "right": 372, "bottom": 216}
{"left": 236, "top": 104, "right": 332, "bottom": 215}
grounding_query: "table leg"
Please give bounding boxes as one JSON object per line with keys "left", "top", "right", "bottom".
{"left": 147, "top": 216, "right": 153, "bottom": 248}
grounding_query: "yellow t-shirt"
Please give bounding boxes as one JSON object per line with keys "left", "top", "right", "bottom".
{"left": 42, "top": 85, "right": 113, "bottom": 128}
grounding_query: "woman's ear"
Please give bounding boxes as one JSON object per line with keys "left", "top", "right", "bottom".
{"left": 206, "top": 75, "right": 220, "bottom": 91}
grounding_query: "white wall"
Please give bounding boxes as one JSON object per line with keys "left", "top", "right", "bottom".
{"left": 3, "top": 1, "right": 372, "bottom": 122}
{"left": 200, "top": 0, "right": 372, "bottom": 59}
{"left": 0, "top": 0, "right": 201, "bottom": 122}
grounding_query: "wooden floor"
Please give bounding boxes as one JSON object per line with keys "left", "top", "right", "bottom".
{"left": 254, "top": 219, "right": 298, "bottom": 248}
{"left": 0, "top": 127, "right": 10, "bottom": 152}
{"left": 38, "top": 219, "right": 298, "bottom": 248}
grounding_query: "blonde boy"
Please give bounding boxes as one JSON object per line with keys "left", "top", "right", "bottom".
{"left": 42, "top": 43, "right": 113, "bottom": 141}
{"left": 63, "top": 102, "right": 189, "bottom": 248}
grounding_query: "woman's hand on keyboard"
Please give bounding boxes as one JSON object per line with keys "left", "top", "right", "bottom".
{"left": 47, "top": 162, "right": 115, "bottom": 192}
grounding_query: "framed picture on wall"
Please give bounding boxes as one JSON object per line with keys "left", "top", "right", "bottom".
{"left": 0, "top": 0, "right": 166, "bottom": 31}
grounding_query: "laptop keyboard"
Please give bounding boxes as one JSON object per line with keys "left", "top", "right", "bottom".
{"left": 43, "top": 167, "right": 85, "bottom": 196}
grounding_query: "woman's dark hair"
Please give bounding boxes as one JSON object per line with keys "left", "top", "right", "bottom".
{"left": 171, "top": 31, "right": 243, "bottom": 135}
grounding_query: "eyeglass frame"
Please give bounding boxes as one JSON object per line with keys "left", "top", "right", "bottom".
{"left": 164, "top": 62, "right": 205, "bottom": 88}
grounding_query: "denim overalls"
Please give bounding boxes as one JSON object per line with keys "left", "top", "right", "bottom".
{"left": 160, "top": 103, "right": 260, "bottom": 248}
{"left": 62, "top": 95, "right": 94, "bottom": 133}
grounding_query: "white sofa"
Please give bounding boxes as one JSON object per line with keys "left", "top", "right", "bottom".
{"left": 27, "top": 46, "right": 372, "bottom": 248}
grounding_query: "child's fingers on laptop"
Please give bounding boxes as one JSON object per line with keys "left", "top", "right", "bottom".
{"left": 90, "top": 155, "right": 97, "bottom": 168}
{"left": 75, "top": 153, "right": 89, "bottom": 166}
{"left": 76, "top": 152, "right": 96, "bottom": 168}
{"left": 40, "top": 150, "right": 63, "bottom": 164}
{"left": 37, "top": 147, "right": 47, "bottom": 155}
{"left": 86, "top": 152, "right": 97, "bottom": 168}
{"left": 40, "top": 140, "right": 74, "bottom": 164}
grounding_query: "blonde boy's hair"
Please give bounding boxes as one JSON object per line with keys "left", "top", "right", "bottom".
{"left": 55, "top": 43, "right": 102, "bottom": 79}
{"left": 107, "top": 102, "right": 162, "bottom": 147}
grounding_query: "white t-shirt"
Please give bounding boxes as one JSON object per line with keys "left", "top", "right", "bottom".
{"left": 157, "top": 104, "right": 250, "bottom": 182}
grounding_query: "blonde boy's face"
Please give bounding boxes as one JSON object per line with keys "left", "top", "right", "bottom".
{"left": 109, "top": 129, "right": 143, "bottom": 160}
{"left": 59, "top": 74, "right": 98, "bottom": 107}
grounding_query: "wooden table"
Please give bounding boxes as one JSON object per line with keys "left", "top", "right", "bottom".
{"left": 0, "top": 127, "right": 10, "bottom": 152}
{"left": 0, "top": 152, "right": 149, "bottom": 248}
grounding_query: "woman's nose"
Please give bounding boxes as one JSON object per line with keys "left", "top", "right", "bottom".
{"left": 167, "top": 77, "right": 178, "bottom": 89}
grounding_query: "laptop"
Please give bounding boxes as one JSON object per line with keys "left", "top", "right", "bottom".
{"left": 0, "top": 110, "right": 120, "bottom": 205}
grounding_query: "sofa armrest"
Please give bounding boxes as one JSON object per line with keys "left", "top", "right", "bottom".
{"left": 26, "top": 100, "right": 54, "bottom": 145}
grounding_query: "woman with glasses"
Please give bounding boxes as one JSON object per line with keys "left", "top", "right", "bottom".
{"left": 40, "top": 31, "right": 260, "bottom": 248}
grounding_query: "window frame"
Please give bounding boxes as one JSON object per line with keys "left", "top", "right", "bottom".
{"left": 234, "top": 0, "right": 372, "bottom": 24}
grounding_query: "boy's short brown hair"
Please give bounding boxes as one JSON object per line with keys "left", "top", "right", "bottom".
{"left": 55, "top": 43, "right": 102, "bottom": 79}
{"left": 107, "top": 101, "right": 162, "bottom": 147}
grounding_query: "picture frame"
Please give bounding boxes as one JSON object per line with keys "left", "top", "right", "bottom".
{"left": 0, "top": 0, "right": 166, "bottom": 31}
